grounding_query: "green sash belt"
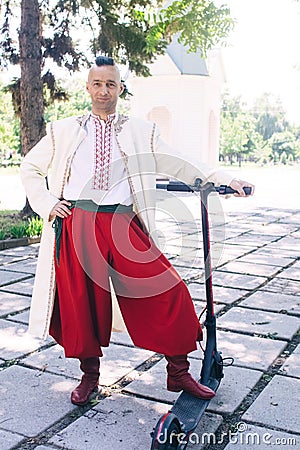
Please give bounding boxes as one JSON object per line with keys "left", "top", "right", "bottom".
{"left": 53, "top": 200, "right": 133, "bottom": 264}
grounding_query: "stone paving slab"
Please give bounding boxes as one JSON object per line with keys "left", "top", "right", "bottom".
{"left": 185, "top": 412, "right": 223, "bottom": 449}
{"left": 163, "top": 237, "right": 197, "bottom": 251}
{"left": 189, "top": 331, "right": 286, "bottom": 372}
{"left": 242, "top": 375, "right": 300, "bottom": 434}
{"left": 239, "top": 213, "right": 274, "bottom": 226}
{"left": 257, "top": 207, "right": 294, "bottom": 216}
{"left": 0, "top": 246, "right": 39, "bottom": 260}
{"left": 279, "top": 345, "right": 300, "bottom": 378}
{"left": 110, "top": 330, "right": 134, "bottom": 346}
{"left": 0, "top": 319, "right": 44, "bottom": 360}
{"left": 167, "top": 236, "right": 203, "bottom": 249}
{"left": 224, "top": 424, "right": 299, "bottom": 449}
{"left": 216, "top": 331, "right": 287, "bottom": 371}
{"left": 207, "top": 366, "right": 262, "bottom": 414}
{"left": 218, "top": 260, "right": 280, "bottom": 277}
{"left": 187, "top": 283, "right": 248, "bottom": 305}
{"left": 173, "top": 264, "right": 203, "bottom": 281}
{"left": 258, "top": 241, "right": 299, "bottom": 257}
{"left": 171, "top": 252, "right": 206, "bottom": 269}
{"left": 247, "top": 222, "right": 298, "bottom": 235}
{"left": 0, "top": 277, "right": 34, "bottom": 296}
{"left": 0, "top": 254, "right": 29, "bottom": 266}
{"left": 22, "top": 344, "right": 81, "bottom": 380}
{"left": 0, "top": 291, "right": 31, "bottom": 317}
{"left": 49, "top": 394, "right": 170, "bottom": 450}
{"left": 0, "top": 269, "right": 32, "bottom": 287}
{"left": 277, "top": 261, "right": 300, "bottom": 281}
{"left": 1, "top": 258, "right": 37, "bottom": 275}
{"left": 177, "top": 223, "right": 201, "bottom": 234}
{"left": 219, "top": 229, "right": 244, "bottom": 239}
{"left": 0, "top": 365, "right": 77, "bottom": 437}
{"left": 160, "top": 246, "right": 183, "bottom": 258}
{"left": 217, "top": 307, "right": 299, "bottom": 340}
{"left": 249, "top": 245, "right": 298, "bottom": 259}
{"left": 278, "top": 214, "right": 300, "bottom": 224}
{"left": 237, "top": 252, "right": 296, "bottom": 267}
{"left": 0, "top": 429, "right": 26, "bottom": 450}
{"left": 211, "top": 243, "right": 228, "bottom": 267}
{"left": 234, "top": 215, "right": 278, "bottom": 224}
{"left": 225, "top": 233, "right": 278, "bottom": 247}
{"left": 262, "top": 277, "right": 300, "bottom": 296}
{"left": 23, "top": 342, "right": 154, "bottom": 386}
{"left": 220, "top": 244, "right": 257, "bottom": 261}
{"left": 6, "top": 308, "right": 30, "bottom": 324}
{"left": 124, "top": 358, "right": 178, "bottom": 404}
{"left": 212, "top": 271, "right": 267, "bottom": 290}
{"left": 124, "top": 359, "right": 262, "bottom": 414}
{"left": 239, "top": 291, "right": 300, "bottom": 315}
{"left": 194, "top": 301, "right": 225, "bottom": 317}
{"left": 271, "top": 236, "right": 300, "bottom": 251}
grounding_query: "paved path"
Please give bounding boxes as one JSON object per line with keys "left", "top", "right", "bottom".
{"left": 0, "top": 188, "right": 299, "bottom": 449}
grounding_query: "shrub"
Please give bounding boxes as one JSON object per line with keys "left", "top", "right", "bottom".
{"left": 25, "top": 216, "right": 43, "bottom": 237}
{"left": 0, "top": 211, "right": 43, "bottom": 240}
{"left": 10, "top": 223, "right": 28, "bottom": 238}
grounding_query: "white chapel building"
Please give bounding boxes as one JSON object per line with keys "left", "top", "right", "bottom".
{"left": 129, "top": 38, "right": 226, "bottom": 168}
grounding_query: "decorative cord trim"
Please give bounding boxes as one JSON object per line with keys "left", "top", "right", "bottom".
{"left": 150, "top": 123, "right": 156, "bottom": 154}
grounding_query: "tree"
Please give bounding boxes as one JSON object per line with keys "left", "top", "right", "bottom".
{"left": 220, "top": 91, "right": 300, "bottom": 165}
{"left": 220, "top": 93, "right": 257, "bottom": 165}
{"left": 253, "top": 93, "right": 288, "bottom": 140}
{"left": 19, "top": 0, "right": 45, "bottom": 154}
{"left": 0, "top": 81, "right": 20, "bottom": 163}
{"left": 271, "top": 131, "right": 299, "bottom": 160}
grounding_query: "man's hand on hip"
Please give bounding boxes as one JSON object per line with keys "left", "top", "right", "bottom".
{"left": 49, "top": 200, "right": 72, "bottom": 221}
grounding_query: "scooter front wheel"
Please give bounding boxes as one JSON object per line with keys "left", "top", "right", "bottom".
{"left": 151, "top": 412, "right": 183, "bottom": 449}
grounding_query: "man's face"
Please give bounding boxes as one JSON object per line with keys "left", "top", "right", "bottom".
{"left": 86, "top": 65, "right": 124, "bottom": 117}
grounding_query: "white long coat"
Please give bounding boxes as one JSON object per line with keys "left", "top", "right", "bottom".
{"left": 20, "top": 113, "right": 233, "bottom": 339}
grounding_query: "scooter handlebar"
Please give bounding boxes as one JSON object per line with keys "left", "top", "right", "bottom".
{"left": 217, "top": 185, "right": 252, "bottom": 196}
{"left": 156, "top": 181, "right": 252, "bottom": 196}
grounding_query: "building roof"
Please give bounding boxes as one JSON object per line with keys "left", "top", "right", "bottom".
{"left": 166, "top": 36, "right": 209, "bottom": 76}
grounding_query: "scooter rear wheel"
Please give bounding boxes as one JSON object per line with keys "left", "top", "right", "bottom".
{"left": 151, "top": 412, "right": 182, "bottom": 449}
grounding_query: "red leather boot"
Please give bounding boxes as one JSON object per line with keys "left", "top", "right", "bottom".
{"left": 165, "top": 355, "right": 215, "bottom": 400}
{"left": 71, "top": 357, "right": 100, "bottom": 406}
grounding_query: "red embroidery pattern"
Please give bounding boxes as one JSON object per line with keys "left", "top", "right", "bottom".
{"left": 92, "top": 115, "right": 114, "bottom": 190}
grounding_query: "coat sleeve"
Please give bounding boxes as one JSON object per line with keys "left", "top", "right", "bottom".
{"left": 152, "top": 124, "right": 234, "bottom": 187}
{"left": 20, "top": 124, "right": 60, "bottom": 221}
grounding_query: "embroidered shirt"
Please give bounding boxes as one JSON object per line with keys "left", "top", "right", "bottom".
{"left": 64, "top": 112, "right": 132, "bottom": 205}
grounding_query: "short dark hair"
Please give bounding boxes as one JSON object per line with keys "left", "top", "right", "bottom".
{"left": 95, "top": 56, "right": 115, "bottom": 67}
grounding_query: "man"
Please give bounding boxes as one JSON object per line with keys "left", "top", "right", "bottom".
{"left": 21, "top": 56, "right": 254, "bottom": 406}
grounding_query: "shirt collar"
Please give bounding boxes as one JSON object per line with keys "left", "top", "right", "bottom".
{"left": 90, "top": 111, "right": 119, "bottom": 124}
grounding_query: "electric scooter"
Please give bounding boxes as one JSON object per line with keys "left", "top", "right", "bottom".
{"left": 151, "top": 180, "right": 252, "bottom": 450}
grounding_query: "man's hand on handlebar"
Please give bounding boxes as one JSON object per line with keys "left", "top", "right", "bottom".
{"left": 229, "top": 179, "right": 255, "bottom": 197}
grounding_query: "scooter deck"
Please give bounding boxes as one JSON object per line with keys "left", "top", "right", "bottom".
{"left": 170, "top": 378, "right": 219, "bottom": 434}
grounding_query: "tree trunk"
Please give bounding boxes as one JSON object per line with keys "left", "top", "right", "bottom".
{"left": 19, "top": 0, "right": 45, "bottom": 215}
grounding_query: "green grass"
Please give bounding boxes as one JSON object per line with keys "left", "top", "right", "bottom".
{"left": 0, "top": 210, "right": 43, "bottom": 240}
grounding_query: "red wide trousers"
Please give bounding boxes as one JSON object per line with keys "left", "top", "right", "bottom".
{"left": 49, "top": 207, "right": 202, "bottom": 358}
